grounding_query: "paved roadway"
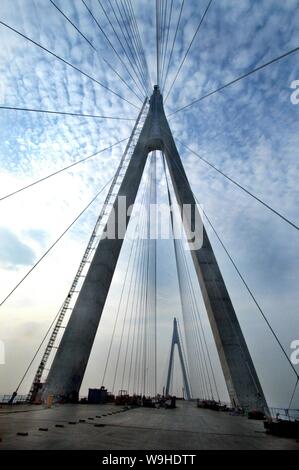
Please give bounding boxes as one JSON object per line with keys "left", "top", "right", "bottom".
{"left": 0, "top": 401, "right": 298, "bottom": 450}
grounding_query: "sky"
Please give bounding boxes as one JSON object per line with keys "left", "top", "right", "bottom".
{"left": 0, "top": 0, "right": 299, "bottom": 409}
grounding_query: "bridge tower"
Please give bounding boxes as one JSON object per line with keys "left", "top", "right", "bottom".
{"left": 165, "top": 318, "right": 191, "bottom": 400}
{"left": 40, "top": 86, "right": 268, "bottom": 412}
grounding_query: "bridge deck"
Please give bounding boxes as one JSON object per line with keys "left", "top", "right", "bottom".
{"left": 0, "top": 401, "right": 298, "bottom": 450}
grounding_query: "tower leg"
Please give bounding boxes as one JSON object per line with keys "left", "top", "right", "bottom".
{"left": 42, "top": 123, "right": 153, "bottom": 400}
{"left": 174, "top": 320, "right": 191, "bottom": 400}
{"left": 165, "top": 318, "right": 191, "bottom": 399}
{"left": 162, "top": 122, "right": 268, "bottom": 412}
{"left": 165, "top": 331, "right": 175, "bottom": 397}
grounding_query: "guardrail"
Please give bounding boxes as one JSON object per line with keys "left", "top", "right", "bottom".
{"left": 0, "top": 394, "right": 28, "bottom": 404}
{"left": 269, "top": 407, "right": 299, "bottom": 421}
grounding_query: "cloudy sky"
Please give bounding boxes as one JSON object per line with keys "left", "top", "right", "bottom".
{"left": 0, "top": 0, "right": 299, "bottom": 409}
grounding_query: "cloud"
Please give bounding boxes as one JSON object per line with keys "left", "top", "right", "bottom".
{"left": 0, "top": 227, "right": 36, "bottom": 268}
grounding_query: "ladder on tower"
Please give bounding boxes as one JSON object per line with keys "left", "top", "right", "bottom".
{"left": 27, "top": 98, "right": 149, "bottom": 403}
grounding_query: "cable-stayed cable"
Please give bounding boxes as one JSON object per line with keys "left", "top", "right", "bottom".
{"left": 111, "top": 233, "right": 143, "bottom": 392}
{"left": 80, "top": 0, "right": 146, "bottom": 97}
{"left": 127, "top": 202, "right": 151, "bottom": 394}
{"left": 132, "top": 181, "right": 152, "bottom": 395}
{"left": 94, "top": 0, "right": 147, "bottom": 96}
{"left": 49, "top": 0, "right": 143, "bottom": 102}
{"left": 13, "top": 303, "right": 64, "bottom": 394}
{"left": 103, "top": 0, "right": 147, "bottom": 95}
{"left": 118, "top": 1, "right": 145, "bottom": 76}
{"left": 156, "top": 0, "right": 160, "bottom": 85}
{"left": 49, "top": 0, "right": 96, "bottom": 50}
{"left": 176, "top": 235, "right": 220, "bottom": 400}
{"left": 117, "top": 0, "right": 148, "bottom": 94}
{"left": 127, "top": 0, "right": 151, "bottom": 89}
{"left": 168, "top": 44, "right": 299, "bottom": 116}
{"left": 133, "top": 184, "right": 151, "bottom": 394}
{"left": 0, "top": 105, "right": 135, "bottom": 120}
{"left": 163, "top": 155, "right": 213, "bottom": 399}
{"left": 116, "top": 0, "right": 148, "bottom": 91}
{"left": 121, "top": 0, "right": 150, "bottom": 91}
{"left": 0, "top": 20, "right": 139, "bottom": 109}
{"left": 160, "top": 0, "right": 173, "bottom": 88}
{"left": 168, "top": 148, "right": 299, "bottom": 384}
{"left": 0, "top": 137, "right": 129, "bottom": 202}
{"left": 159, "top": 0, "right": 168, "bottom": 85}
{"left": 97, "top": 0, "right": 147, "bottom": 96}
{"left": 120, "top": 238, "right": 143, "bottom": 391}
{"left": 176, "top": 138, "right": 299, "bottom": 231}
{"left": 203, "top": 209, "right": 299, "bottom": 383}
{"left": 162, "top": 0, "right": 184, "bottom": 92}
{"left": 0, "top": 178, "right": 113, "bottom": 307}
{"left": 164, "top": 0, "right": 213, "bottom": 104}
{"left": 103, "top": 170, "right": 150, "bottom": 392}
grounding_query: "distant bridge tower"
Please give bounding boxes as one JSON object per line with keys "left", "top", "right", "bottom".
{"left": 165, "top": 318, "right": 191, "bottom": 400}
{"left": 39, "top": 86, "right": 268, "bottom": 413}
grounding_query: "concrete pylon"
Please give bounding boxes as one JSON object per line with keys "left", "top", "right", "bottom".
{"left": 165, "top": 318, "right": 191, "bottom": 400}
{"left": 42, "top": 86, "right": 268, "bottom": 412}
